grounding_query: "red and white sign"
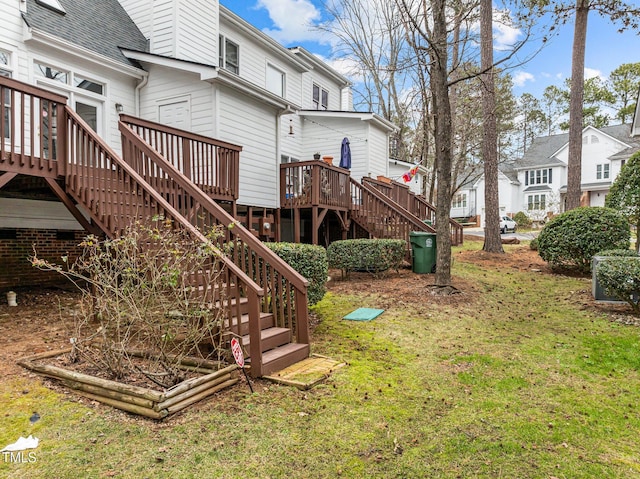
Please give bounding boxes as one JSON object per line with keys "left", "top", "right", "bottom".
{"left": 230, "top": 337, "right": 245, "bottom": 368}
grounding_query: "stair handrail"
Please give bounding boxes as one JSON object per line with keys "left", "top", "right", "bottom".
{"left": 120, "top": 114, "right": 241, "bottom": 202}
{"left": 63, "top": 105, "right": 264, "bottom": 296}
{"left": 119, "top": 122, "right": 310, "bottom": 377}
{"left": 119, "top": 122, "right": 309, "bottom": 292}
{"left": 352, "top": 177, "right": 436, "bottom": 232}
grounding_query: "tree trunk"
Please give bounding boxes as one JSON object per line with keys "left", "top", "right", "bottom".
{"left": 430, "top": 0, "right": 454, "bottom": 286}
{"left": 566, "top": 0, "right": 589, "bottom": 211}
{"left": 480, "top": 0, "right": 503, "bottom": 253}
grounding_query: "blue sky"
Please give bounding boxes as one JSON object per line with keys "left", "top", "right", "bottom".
{"left": 221, "top": 1, "right": 640, "bottom": 100}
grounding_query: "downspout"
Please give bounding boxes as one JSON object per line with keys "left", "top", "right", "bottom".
{"left": 134, "top": 72, "right": 149, "bottom": 117}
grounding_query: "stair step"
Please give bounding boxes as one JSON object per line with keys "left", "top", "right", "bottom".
{"left": 216, "top": 296, "right": 249, "bottom": 315}
{"left": 242, "top": 327, "right": 291, "bottom": 356}
{"left": 249, "top": 342, "right": 310, "bottom": 377}
{"left": 225, "top": 312, "right": 274, "bottom": 336}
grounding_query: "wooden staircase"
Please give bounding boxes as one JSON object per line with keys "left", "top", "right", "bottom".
{"left": 0, "top": 76, "right": 310, "bottom": 378}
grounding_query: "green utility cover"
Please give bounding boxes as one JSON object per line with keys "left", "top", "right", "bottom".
{"left": 343, "top": 308, "right": 385, "bottom": 321}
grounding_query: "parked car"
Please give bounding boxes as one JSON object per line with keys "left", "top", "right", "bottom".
{"left": 500, "top": 216, "right": 517, "bottom": 234}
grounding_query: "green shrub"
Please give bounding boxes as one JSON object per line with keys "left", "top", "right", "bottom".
{"left": 595, "top": 249, "right": 639, "bottom": 257}
{"left": 529, "top": 237, "right": 538, "bottom": 251}
{"left": 265, "top": 242, "right": 327, "bottom": 305}
{"left": 596, "top": 257, "right": 640, "bottom": 313}
{"left": 327, "top": 239, "right": 406, "bottom": 278}
{"left": 537, "top": 207, "right": 630, "bottom": 274}
{"left": 513, "top": 211, "right": 532, "bottom": 228}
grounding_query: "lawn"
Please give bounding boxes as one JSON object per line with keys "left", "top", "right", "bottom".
{"left": 2, "top": 241, "right": 640, "bottom": 478}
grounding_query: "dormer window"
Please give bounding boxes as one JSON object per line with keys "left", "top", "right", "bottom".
{"left": 35, "top": 0, "right": 66, "bottom": 14}
{"left": 219, "top": 35, "right": 239, "bottom": 74}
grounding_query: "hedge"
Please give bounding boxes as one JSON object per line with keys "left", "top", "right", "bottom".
{"left": 327, "top": 239, "right": 406, "bottom": 278}
{"left": 265, "top": 242, "right": 327, "bottom": 306}
{"left": 537, "top": 207, "right": 630, "bottom": 273}
{"left": 596, "top": 257, "right": 640, "bottom": 313}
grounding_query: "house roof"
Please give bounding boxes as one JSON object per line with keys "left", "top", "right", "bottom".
{"left": 517, "top": 124, "right": 640, "bottom": 170}
{"left": 22, "top": 0, "right": 148, "bottom": 68}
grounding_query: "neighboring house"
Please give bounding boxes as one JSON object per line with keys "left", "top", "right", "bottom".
{"left": 450, "top": 165, "right": 520, "bottom": 226}
{"left": 514, "top": 124, "right": 640, "bottom": 221}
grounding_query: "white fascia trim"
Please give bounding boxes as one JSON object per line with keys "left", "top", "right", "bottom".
{"left": 216, "top": 68, "right": 301, "bottom": 111}
{"left": 289, "top": 46, "right": 351, "bottom": 87}
{"left": 24, "top": 28, "right": 146, "bottom": 79}
{"left": 120, "top": 49, "right": 218, "bottom": 81}
{"left": 219, "top": 7, "right": 309, "bottom": 73}
{"left": 300, "top": 110, "right": 399, "bottom": 133}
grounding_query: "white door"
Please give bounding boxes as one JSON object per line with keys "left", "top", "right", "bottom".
{"left": 158, "top": 98, "right": 190, "bottom": 130}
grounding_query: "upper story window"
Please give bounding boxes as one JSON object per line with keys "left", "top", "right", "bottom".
{"left": 313, "top": 83, "right": 328, "bottom": 110}
{"left": 219, "top": 35, "right": 239, "bottom": 74}
{"left": 524, "top": 168, "right": 552, "bottom": 186}
{"left": 596, "top": 163, "right": 610, "bottom": 180}
{"left": 266, "top": 64, "right": 285, "bottom": 97}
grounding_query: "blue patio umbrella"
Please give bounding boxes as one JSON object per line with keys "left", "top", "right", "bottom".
{"left": 339, "top": 137, "right": 351, "bottom": 169}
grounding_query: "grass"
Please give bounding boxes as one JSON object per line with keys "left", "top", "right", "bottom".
{"left": 2, "top": 241, "right": 640, "bottom": 478}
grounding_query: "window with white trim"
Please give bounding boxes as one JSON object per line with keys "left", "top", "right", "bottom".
{"left": 524, "top": 168, "right": 552, "bottom": 186}
{"left": 34, "top": 61, "right": 105, "bottom": 134}
{"left": 219, "top": 35, "right": 239, "bottom": 74}
{"left": 452, "top": 193, "right": 467, "bottom": 208}
{"left": 527, "top": 194, "right": 546, "bottom": 210}
{"left": 596, "top": 163, "right": 610, "bottom": 180}
{"left": 313, "top": 83, "right": 328, "bottom": 110}
{"left": 266, "top": 64, "right": 285, "bottom": 97}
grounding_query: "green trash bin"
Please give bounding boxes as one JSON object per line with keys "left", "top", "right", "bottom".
{"left": 410, "top": 231, "right": 436, "bottom": 274}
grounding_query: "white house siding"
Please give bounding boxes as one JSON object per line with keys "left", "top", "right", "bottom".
{"left": 0, "top": 199, "right": 85, "bottom": 230}
{"left": 218, "top": 85, "right": 278, "bottom": 208}
{"left": 118, "top": 0, "right": 153, "bottom": 40}
{"left": 367, "top": 123, "right": 389, "bottom": 180}
{"left": 280, "top": 115, "right": 304, "bottom": 160}
{"left": 301, "top": 116, "right": 369, "bottom": 178}
{"left": 138, "top": 65, "right": 214, "bottom": 136}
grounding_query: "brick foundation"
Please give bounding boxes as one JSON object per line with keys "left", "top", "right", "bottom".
{"left": 0, "top": 229, "right": 86, "bottom": 290}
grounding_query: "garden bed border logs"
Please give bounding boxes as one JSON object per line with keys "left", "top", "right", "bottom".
{"left": 18, "top": 349, "right": 239, "bottom": 419}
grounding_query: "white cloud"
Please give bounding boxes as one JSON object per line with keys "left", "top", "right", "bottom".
{"left": 584, "top": 67, "right": 603, "bottom": 80}
{"left": 493, "top": 18, "right": 521, "bottom": 51}
{"left": 256, "top": 0, "right": 329, "bottom": 45}
{"left": 513, "top": 71, "right": 535, "bottom": 87}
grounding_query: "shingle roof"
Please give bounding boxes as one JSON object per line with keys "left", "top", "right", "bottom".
{"left": 23, "top": 0, "right": 148, "bottom": 68}
{"left": 516, "top": 124, "right": 640, "bottom": 170}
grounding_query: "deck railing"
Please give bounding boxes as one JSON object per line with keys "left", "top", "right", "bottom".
{"left": 64, "top": 107, "right": 264, "bottom": 357}
{"left": 0, "top": 76, "right": 66, "bottom": 177}
{"left": 280, "top": 160, "right": 351, "bottom": 210}
{"left": 350, "top": 178, "right": 435, "bottom": 253}
{"left": 120, "top": 122, "right": 309, "bottom": 377}
{"left": 362, "top": 176, "right": 463, "bottom": 245}
{"left": 120, "top": 115, "right": 241, "bottom": 203}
